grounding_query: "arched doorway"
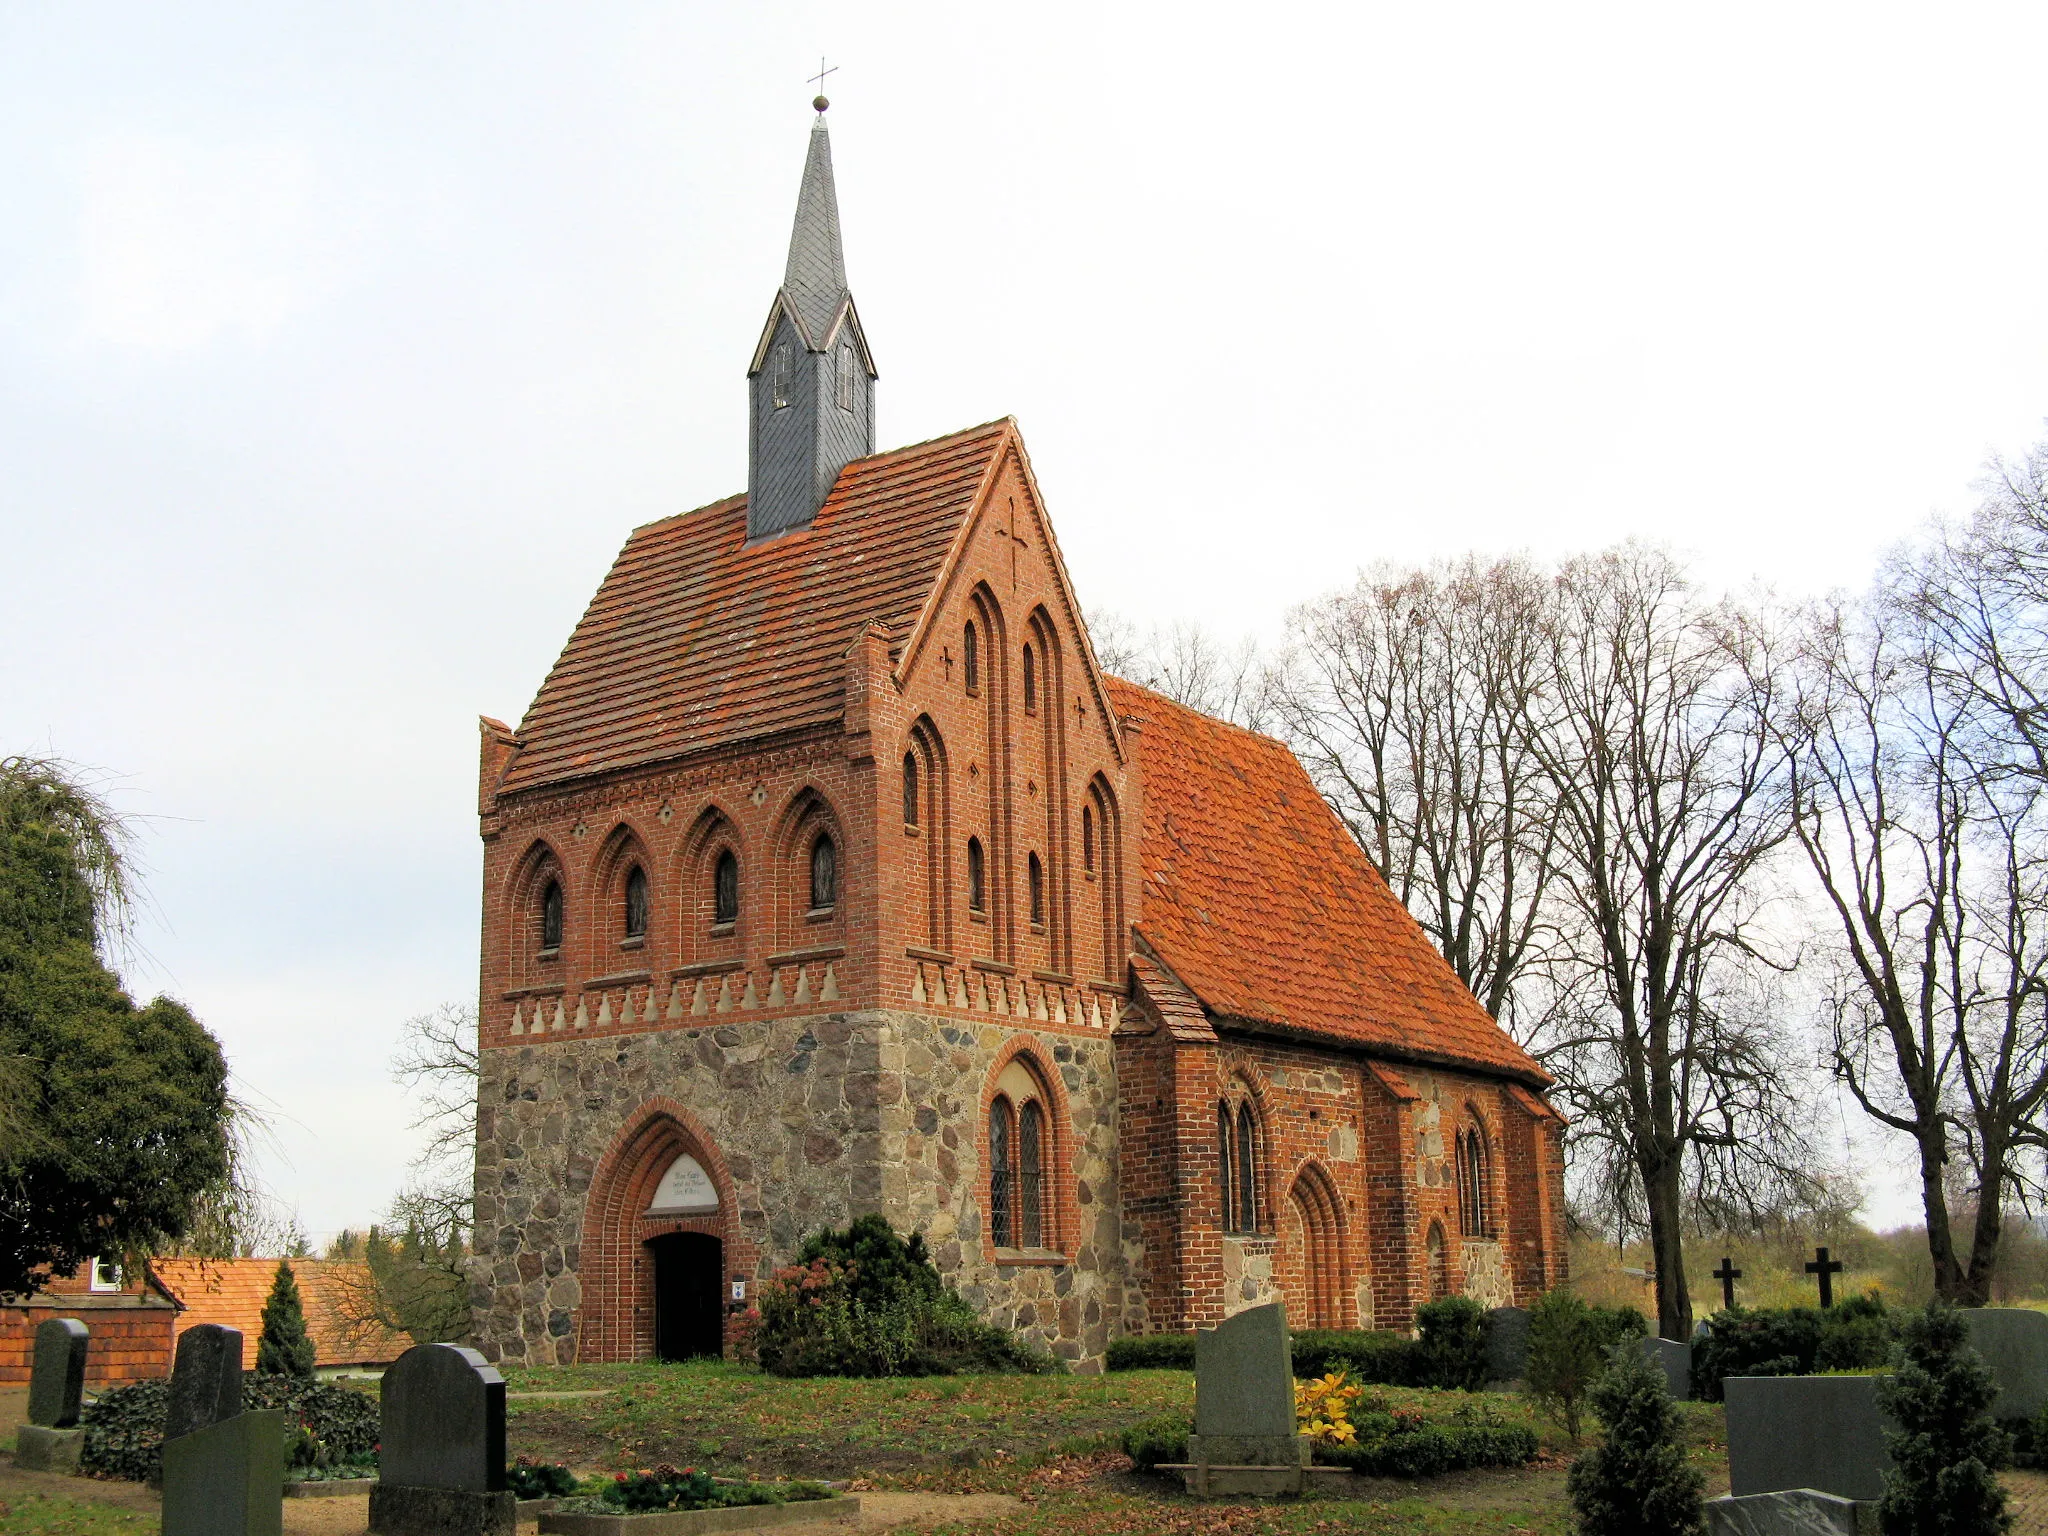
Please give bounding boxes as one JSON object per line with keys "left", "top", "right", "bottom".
{"left": 580, "top": 1100, "right": 744, "bottom": 1364}
{"left": 647, "top": 1231, "right": 724, "bottom": 1360}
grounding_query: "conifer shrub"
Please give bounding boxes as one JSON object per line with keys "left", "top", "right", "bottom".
{"left": 1523, "top": 1288, "right": 1605, "bottom": 1441}
{"left": 1415, "top": 1295, "right": 1490, "bottom": 1390}
{"left": 1875, "top": 1303, "right": 2011, "bottom": 1536}
{"left": 1566, "top": 1336, "right": 1704, "bottom": 1536}
{"left": 737, "top": 1215, "right": 1053, "bottom": 1377}
{"left": 257, "top": 1259, "right": 317, "bottom": 1378}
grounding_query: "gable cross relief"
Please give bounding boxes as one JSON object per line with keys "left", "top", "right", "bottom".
{"left": 941, "top": 645, "right": 953, "bottom": 680}
{"left": 994, "top": 499, "right": 1029, "bottom": 592}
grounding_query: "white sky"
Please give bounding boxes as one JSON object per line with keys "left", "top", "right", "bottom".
{"left": 4, "top": 3, "right": 2044, "bottom": 1245}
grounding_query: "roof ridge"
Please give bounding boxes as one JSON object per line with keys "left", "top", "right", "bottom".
{"left": 1103, "top": 673, "right": 1289, "bottom": 751}
{"left": 625, "top": 420, "right": 1016, "bottom": 538}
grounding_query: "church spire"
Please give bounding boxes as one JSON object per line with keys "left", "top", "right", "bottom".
{"left": 747, "top": 99, "right": 876, "bottom": 542}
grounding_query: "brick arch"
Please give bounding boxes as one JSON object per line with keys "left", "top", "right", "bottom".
{"left": 904, "top": 716, "right": 953, "bottom": 953}
{"left": 673, "top": 803, "right": 748, "bottom": 963}
{"left": 507, "top": 838, "right": 567, "bottom": 984}
{"left": 1277, "top": 1161, "right": 1350, "bottom": 1329}
{"left": 1215, "top": 1051, "right": 1278, "bottom": 1233}
{"left": 975, "top": 1034, "right": 1078, "bottom": 1261}
{"left": 769, "top": 785, "right": 846, "bottom": 948}
{"left": 965, "top": 582, "right": 1013, "bottom": 962}
{"left": 1081, "top": 772, "right": 1126, "bottom": 984}
{"left": 1454, "top": 1100, "right": 1497, "bottom": 1240}
{"left": 577, "top": 1097, "right": 753, "bottom": 1364}
{"left": 589, "top": 820, "right": 655, "bottom": 956}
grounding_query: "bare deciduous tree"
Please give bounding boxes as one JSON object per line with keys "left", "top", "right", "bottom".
{"left": 1083, "top": 609, "right": 1270, "bottom": 729}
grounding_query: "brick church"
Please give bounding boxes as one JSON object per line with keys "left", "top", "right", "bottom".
{"left": 470, "top": 104, "right": 1566, "bottom": 1369}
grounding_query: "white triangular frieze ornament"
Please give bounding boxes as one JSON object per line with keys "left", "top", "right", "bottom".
{"left": 551, "top": 1000, "right": 566, "bottom": 1032}
{"left": 666, "top": 980, "right": 685, "bottom": 1020}
{"left": 596, "top": 992, "right": 613, "bottom": 1027}
{"left": 573, "top": 996, "right": 589, "bottom": 1030}
{"left": 909, "top": 965, "right": 927, "bottom": 1006}
{"left": 767, "top": 970, "right": 786, "bottom": 1008}
{"left": 952, "top": 970, "right": 970, "bottom": 1010}
{"left": 820, "top": 964, "right": 839, "bottom": 1002}
{"left": 794, "top": 966, "right": 812, "bottom": 1005}
{"left": 1088, "top": 995, "right": 1102, "bottom": 1030}
{"left": 510, "top": 1002, "right": 525, "bottom": 1036}
{"left": 714, "top": 977, "right": 732, "bottom": 1013}
{"left": 993, "top": 977, "right": 1010, "bottom": 1015}
{"left": 1053, "top": 989, "right": 1068, "bottom": 1024}
{"left": 1108, "top": 997, "right": 1121, "bottom": 1030}
{"left": 691, "top": 979, "right": 709, "bottom": 1016}
{"left": 1035, "top": 985, "right": 1051, "bottom": 1022}
{"left": 740, "top": 974, "right": 759, "bottom": 1009}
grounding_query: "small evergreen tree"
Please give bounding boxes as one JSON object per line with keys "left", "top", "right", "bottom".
{"left": 1566, "top": 1337, "right": 1704, "bottom": 1536}
{"left": 1525, "top": 1288, "right": 1604, "bottom": 1442}
{"left": 1876, "top": 1303, "right": 2011, "bottom": 1536}
{"left": 256, "top": 1259, "right": 317, "bottom": 1378}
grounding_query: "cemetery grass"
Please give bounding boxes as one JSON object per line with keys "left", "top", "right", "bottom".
{"left": 0, "top": 1491, "right": 152, "bottom": 1535}
{"left": 502, "top": 1361, "right": 1729, "bottom": 1497}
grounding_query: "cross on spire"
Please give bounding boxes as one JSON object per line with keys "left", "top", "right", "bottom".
{"left": 1711, "top": 1255, "right": 1743, "bottom": 1311}
{"left": 1804, "top": 1245, "right": 1844, "bottom": 1308}
{"left": 809, "top": 56, "right": 838, "bottom": 107}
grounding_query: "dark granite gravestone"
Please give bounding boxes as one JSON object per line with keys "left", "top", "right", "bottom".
{"left": 1725, "top": 1376, "right": 1891, "bottom": 1502}
{"left": 166, "top": 1323, "right": 244, "bottom": 1440}
{"left": 15, "top": 1317, "right": 90, "bottom": 1471}
{"left": 1960, "top": 1308, "right": 2048, "bottom": 1421}
{"left": 1640, "top": 1336, "right": 1693, "bottom": 1400}
{"left": 1704, "top": 1488, "right": 1875, "bottom": 1536}
{"left": 161, "top": 1409, "right": 286, "bottom": 1536}
{"left": 1484, "top": 1306, "right": 1530, "bottom": 1382}
{"left": 369, "top": 1343, "right": 516, "bottom": 1536}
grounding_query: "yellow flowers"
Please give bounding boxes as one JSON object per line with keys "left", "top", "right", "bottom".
{"left": 1294, "top": 1369, "right": 1364, "bottom": 1446}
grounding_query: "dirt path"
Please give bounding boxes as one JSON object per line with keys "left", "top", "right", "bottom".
{"left": 0, "top": 1455, "right": 1023, "bottom": 1533}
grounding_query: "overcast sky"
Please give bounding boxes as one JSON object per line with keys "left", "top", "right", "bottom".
{"left": 5, "top": 3, "right": 2045, "bottom": 1244}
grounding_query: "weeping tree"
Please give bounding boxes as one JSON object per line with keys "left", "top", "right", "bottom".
{"left": 0, "top": 756, "right": 241, "bottom": 1296}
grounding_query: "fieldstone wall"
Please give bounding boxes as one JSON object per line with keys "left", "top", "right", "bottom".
{"left": 471, "top": 1008, "right": 1140, "bottom": 1369}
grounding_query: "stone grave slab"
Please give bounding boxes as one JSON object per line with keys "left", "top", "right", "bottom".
{"left": 166, "top": 1323, "right": 244, "bottom": 1441}
{"left": 1484, "top": 1306, "right": 1529, "bottom": 1382}
{"left": 1641, "top": 1336, "right": 1693, "bottom": 1400}
{"left": 1181, "top": 1302, "right": 1311, "bottom": 1496}
{"left": 16, "top": 1317, "right": 90, "bottom": 1472}
{"left": 370, "top": 1342, "right": 516, "bottom": 1535}
{"left": 1705, "top": 1488, "right": 1878, "bottom": 1536}
{"left": 1960, "top": 1307, "right": 2048, "bottom": 1421}
{"left": 161, "top": 1408, "right": 285, "bottom": 1536}
{"left": 1725, "top": 1376, "right": 1890, "bottom": 1502}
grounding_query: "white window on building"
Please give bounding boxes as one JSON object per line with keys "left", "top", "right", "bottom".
{"left": 89, "top": 1256, "right": 122, "bottom": 1292}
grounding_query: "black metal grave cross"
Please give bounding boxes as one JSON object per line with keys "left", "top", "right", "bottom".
{"left": 1805, "top": 1245, "right": 1844, "bottom": 1308}
{"left": 1711, "top": 1255, "right": 1742, "bottom": 1311}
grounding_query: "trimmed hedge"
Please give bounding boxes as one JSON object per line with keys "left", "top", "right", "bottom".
{"left": 1109, "top": 1312, "right": 1490, "bottom": 1390}
{"left": 1118, "top": 1403, "right": 1536, "bottom": 1479}
{"left": 80, "top": 1374, "right": 379, "bottom": 1483}
{"left": 1690, "top": 1293, "right": 1897, "bottom": 1401}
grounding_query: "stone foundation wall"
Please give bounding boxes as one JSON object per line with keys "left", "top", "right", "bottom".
{"left": 471, "top": 1008, "right": 1141, "bottom": 1369}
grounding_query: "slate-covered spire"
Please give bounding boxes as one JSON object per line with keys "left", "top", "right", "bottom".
{"left": 747, "top": 102, "right": 876, "bottom": 542}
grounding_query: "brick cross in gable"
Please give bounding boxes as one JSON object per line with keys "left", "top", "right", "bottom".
{"left": 993, "top": 498, "right": 1029, "bottom": 592}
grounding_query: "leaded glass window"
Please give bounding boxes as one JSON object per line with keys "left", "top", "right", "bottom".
{"left": 714, "top": 850, "right": 739, "bottom": 925}
{"left": 1019, "top": 1101, "right": 1045, "bottom": 1248}
{"left": 1235, "top": 1101, "right": 1258, "bottom": 1233}
{"left": 540, "top": 879, "right": 563, "bottom": 953}
{"left": 810, "top": 835, "right": 837, "bottom": 911}
{"left": 1028, "top": 853, "right": 1044, "bottom": 926}
{"left": 902, "top": 752, "right": 919, "bottom": 827}
{"left": 624, "top": 866, "right": 648, "bottom": 939}
{"left": 1217, "top": 1101, "right": 1235, "bottom": 1230}
{"left": 989, "top": 1098, "right": 1015, "bottom": 1249}
{"left": 968, "top": 837, "right": 985, "bottom": 913}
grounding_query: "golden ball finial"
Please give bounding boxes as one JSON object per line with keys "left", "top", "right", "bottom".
{"left": 813, "top": 94, "right": 830, "bottom": 113}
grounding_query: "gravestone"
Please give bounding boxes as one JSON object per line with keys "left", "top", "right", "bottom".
{"left": 1724, "top": 1376, "right": 1891, "bottom": 1502}
{"left": 165, "top": 1323, "right": 245, "bottom": 1440}
{"left": 162, "top": 1410, "right": 286, "bottom": 1536}
{"left": 160, "top": 1324, "right": 282, "bottom": 1536}
{"left": 15, "top": 1317, "right": 89, "bottom": 1471}
{"left": 1705, "top": 1487, "right": 1877, "bottom": 1536}
{"left": 1640, "top": 1336, "right": 1692, "bottom": 1400}
{"left": 1960, "top": 1307, "right": 2048, "bottom": 1421}
{"left": 1484, "top": 1306, "right": 1530, "bottom": 1382}
{"left": 369, "top": 1343, "right": 516, "bottom": 1536}
{"left": 1184, "top": 1302, "right": 1310, "bottom": 1497}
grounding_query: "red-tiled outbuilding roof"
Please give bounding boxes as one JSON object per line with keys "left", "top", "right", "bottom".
{"left": 150, "top": 1258, "right": 411, "bottom": 1371}
{"left": 501, "top": 420, "right": 1013, "bottom": 793}
{"left": 1107, "top": 677, "right": 1547, "bottom": 1084}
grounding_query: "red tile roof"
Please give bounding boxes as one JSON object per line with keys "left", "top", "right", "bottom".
{"left": 149, "top": 1259, "right": 411, "bottom": 1371}
{"left": 501, "top": 420, "right": 1014, "bottom": 793}
{"left": 1107, "top": 678, "right": 1547, "bottom": 1084}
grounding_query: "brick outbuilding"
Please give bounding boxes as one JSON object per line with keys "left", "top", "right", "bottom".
{"left": 470, "top": 104, "right": 1565, "bottom": 1370}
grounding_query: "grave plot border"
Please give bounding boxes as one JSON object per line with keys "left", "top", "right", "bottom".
{"left": 537, "top": 1495, "right": 861, "bottom": 1535}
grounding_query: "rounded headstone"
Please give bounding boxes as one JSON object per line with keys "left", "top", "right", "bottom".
{"left": 379, "top": 1343, "right": 508, "bottom": 1494}
{"left": 28, "top": 1317, "right": 89, "bottom": 1429}
{"left": 165, "top": 1324, "right": 244, "bottom": 1442}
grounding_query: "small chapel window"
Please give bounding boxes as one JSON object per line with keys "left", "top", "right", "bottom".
{"left": 623, "top": 866, "right": 649, "bottom": 940}
{"left": 1028, "top": 853, "right": 1045, "bottom": 927}
{"left": 1457, "top": 1125, "right": 1491, "bottom": 1238}
{"left": 771, "top": 345, "right": 792, "bottom": 409}
{"left": 963, "top": 622, "right": 980, "bottom": 695}
{"left": 836, "top": 344, "right": 856, "bottom": 411}
{"left": 967, "top": 838, "right": 986, "bottom": 914}
{"left": 810, "top": 835, "right": 838, "bottom": 912}
{"left": 1235, "top": 1101, "right": 1259, "bottom": 1232}
{"left": 989, "top": 1098, "right": 1015, "bottom": 1248}
{"left": 713, "top": 850, "right": 739, "bottom": 927}
{"left": 1022, "top": 645, "right": 1036, "bottom": 713}
{"left": 902, "top": 751, "right": 920, "bottom": 827}
{"left": 540, "top": 879, "right": 563, "bottom": 955}
{"left": 1082, "top": 806, "right": 1095, "bottom": 874}
{"left": 1217, "top": 1101, "right": 1236, "bottom": 1230}
{"left": 1018, "top": 1101, "right": 1046, "bottom": 1248}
